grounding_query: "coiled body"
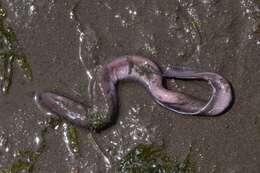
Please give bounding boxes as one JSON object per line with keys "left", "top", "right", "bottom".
{"left": 35, "top": 55, "right": 232, "bottom": 130}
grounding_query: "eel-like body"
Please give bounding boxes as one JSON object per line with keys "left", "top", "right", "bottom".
{"left": 35, "top": 55, "right": 232, "bottom": 130}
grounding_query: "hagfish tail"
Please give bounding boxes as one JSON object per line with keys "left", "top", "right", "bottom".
{"left": 35, "top": 55, "right": 232, "bottom": 130}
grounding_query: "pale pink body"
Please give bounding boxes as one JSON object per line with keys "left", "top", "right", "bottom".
{"left": 35, "top": 55, "right": 232, "bottom": 130}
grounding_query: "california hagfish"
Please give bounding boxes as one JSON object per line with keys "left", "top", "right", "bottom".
{"left": 34, "top": 55, "right": 232, "bottom": 130}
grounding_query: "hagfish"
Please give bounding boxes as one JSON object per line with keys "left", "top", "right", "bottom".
{"left": 35, "top": 55, "right": 232, "bottom": 130}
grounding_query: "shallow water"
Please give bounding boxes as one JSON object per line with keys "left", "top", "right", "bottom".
{"left": 0, "top": 0, "right": 259, "bottom": 172}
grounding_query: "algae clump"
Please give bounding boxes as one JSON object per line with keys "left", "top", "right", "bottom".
{"left": 0, "top": 2, "right": 32, "bottom": 94}
{"left": 118, "top": 144, "right": 196, "bottom": 173}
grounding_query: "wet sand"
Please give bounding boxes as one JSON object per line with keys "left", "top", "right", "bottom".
{"left": 0, "top": 0, "right": 260, "bottom": 172}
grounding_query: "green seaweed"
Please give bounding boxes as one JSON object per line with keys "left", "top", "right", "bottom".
{"left": 118, "top": 144, "right": 196, "bottom": 173}
{"left": 16, "top": 53, "right": 33, "bottom": 81}
{"left": 0, "top": 160, "right": 31, "bottom": 173}
{"left": 0, "top": 118, "right": 62, "bottom": 173}
{"left": 48, "top": 118, "right": 81, "bottom": 157}
{"left": 0, "top": 6, "right": 6, "bottom": 18}
{"left": 0, "top": 2, "right": 32, "bottom": 94}
{"left": 171, "top": 146, "right": 196, "bottom": 173}
{"left": 191, "top": 20, "right": 202, "bottom": 44}
{"left": 1, "top": 52, "right": 14, "bottom": 93}
{"left": 47, "top": 117, "right": 63, "bottom": 129}
{"left": 48, "top": 118, "right": 81, "bottom": 156}
{"left": 92, "top": 118, "right": 106, "bottom": 130}
{"left": 67, "top": 124, "right": 80, "bottom": 156}
{"left": 89, "top": 111, "right": 107, "bottom": 130}
{"left": 133, "top": 63, "right": 157, "bottom": 79}
{"left": 0, "top": 145, "right": 41, "bottom": 173}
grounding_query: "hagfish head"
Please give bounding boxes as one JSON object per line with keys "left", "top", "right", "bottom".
{"left": 34, "top": 92, "right": 89, "bottom": 127}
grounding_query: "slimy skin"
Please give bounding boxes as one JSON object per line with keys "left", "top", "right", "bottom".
{"left": 35, "top": 55, "right": 232, "bottom": 130}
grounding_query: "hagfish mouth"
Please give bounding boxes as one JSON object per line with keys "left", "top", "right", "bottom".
{"left": 35, "top": 55, "right": 233, "bottom": 130}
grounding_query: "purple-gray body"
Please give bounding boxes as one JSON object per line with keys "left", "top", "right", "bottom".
{"left": 35, "top": 55, "right": 232, "bottom": 130}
